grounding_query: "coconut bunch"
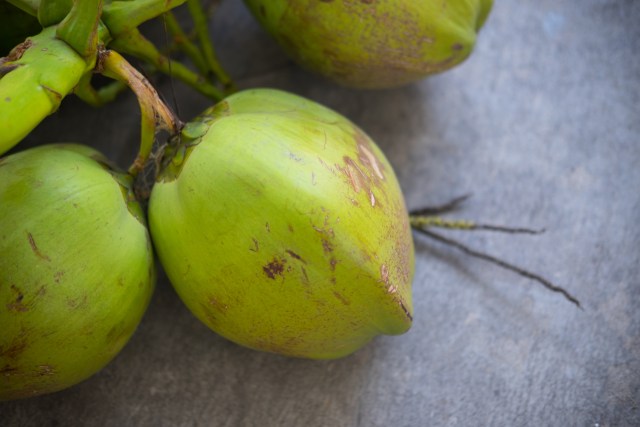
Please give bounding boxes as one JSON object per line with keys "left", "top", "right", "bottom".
{"left": 3, "top": 0, "right": 578, "bottom": 402}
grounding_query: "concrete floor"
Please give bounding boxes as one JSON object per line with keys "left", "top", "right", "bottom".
{"left": 2, "top": 0, "right": 639, "bottom": 425}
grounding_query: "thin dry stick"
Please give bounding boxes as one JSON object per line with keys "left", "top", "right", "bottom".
{"left": 410, "top": 216, "right": 544, "bottom": 235}
{"left": 410, "top": 194, "right": 472, "bottom": 216}
{"left": 412, "top": 227, "right": 582, "bottom": 309}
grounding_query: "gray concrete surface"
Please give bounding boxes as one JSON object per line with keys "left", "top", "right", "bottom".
{"left": 2, "top": 0, "right": 639, "bottom": 425}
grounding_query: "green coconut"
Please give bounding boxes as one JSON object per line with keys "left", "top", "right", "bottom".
{"left": 149, "top": 89, "right": 414, "bottom": 359}
{"left": 0, "top": 144, "right": 155, "bottom": 400}
{"left": 244, "top": 0, "right": 493, "bottom": 88}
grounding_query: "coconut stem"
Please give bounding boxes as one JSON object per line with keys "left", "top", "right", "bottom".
{"left": 74, "top": 73, "right": 127, "bottom": 107}
{"left": 163, "top": 11, "right": 209, "bottom": 76}
{"left": 410, "top": 215, "right": 544, "bottom": 235}
{"left": 409, "top": 195, "right": 581, "bottom": 308}
{"left": 186, "top": 0, "right": 235, "bottom": 93}
{"left": 412, "top": 226, "right": 582, "bottom": 309}
{"left": 97, "top": 48, "right": 182, "bottom": 177}
{"left": 108, "top": 28, "right": 224, "bottom": 101}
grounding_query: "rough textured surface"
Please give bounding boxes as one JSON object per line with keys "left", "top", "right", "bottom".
{"left": 1, "top": 0, "right": 639, "bottom": 425}
{"left": 242, "top": 0, "right": 493, "bottom": 88}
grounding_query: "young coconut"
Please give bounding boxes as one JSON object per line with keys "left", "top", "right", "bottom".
{"left": 0, "top": 144, "right": 155, "bottom": 400}
{"left": 149, "top": 88, "right": 414, "bottom": 359}
{"left": 243, "top": 0, "right": 493, "bottom": 89}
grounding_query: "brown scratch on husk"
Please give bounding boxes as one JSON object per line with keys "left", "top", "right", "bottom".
{"left": 332, "top": 291, "right": 350, "bottom": 305}
{"left": 286, "top": 249, "right": 306, "bottom": 264}
{"left": 27, "top": 232, "right": 51, "bottom": 261}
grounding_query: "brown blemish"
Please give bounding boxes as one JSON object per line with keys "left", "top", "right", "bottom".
{"left": 321, "top": 238, "right": 333, "bottom": 254}
{"left": 27, "top": 232, "right": 51, "bottom": 262}
{"left": 37, "top": 365, "right": 55, "bottom": 376}
{"left": 0, "top": 332, "right": 28, "bottom": 360}
{"left": 380, "top": 264, "right": 389, "bottom": 284}
{"left": 6, "top": 301, "right": 28, "bottom": 312}
{"left": 0, "top": 365, "right": 18, "bottom": 376}
{"left": 250, "top": 238, "right": 259, "bottom": 252}
{"left": 53, "top": 270, "right": 65, "bottom": 283}
{"left": 80, "top": 322, "right": 94, "bottom": 337}
{"left": 452, "top": 43, "right": 464, "bottom": 51}
{"left": 4, "top": 39, "right": 32, "bottom": 63}
{"left": 208, "top": 295, "right": 229, "bottom": 314}
{"left": 329, "top": 257, "right": 338, "bottom": 272}
{"left": 263, "top": 257, "right": 286, "bottom": 280}
{"left": 355, "top": 129, "right": 385, "bottom": 181}
{"left": 41, "top": 85, "right": 62, "bottom": 101}
{"left": 399, "top": 300, "right": 413, "bottom": 321}
{"left": 339, "top": 155, "right": 379, "bottom": 208}
{"left": 300, "top": 266, "right": 310, "bottom": 284}
{"left": 105, "top": 325, "right": 120, "bottom": 343}
{"left": 380, "top": 263, "right": 398, "bottom": 293}
{"left": 341, "top": 156, "right": 364, "bottom": 192}
{"left": 265, "top": 222, "right": 271, "bottom": 233}
{"left": 66, "top": 295, "right": 88, "bottom": 310}
{"left": 105, "top": 322, "right": 134, "bottom": 349}
{"left": 7, "top": 285, "right": 28, "bottom": 312}
{"left": 317, "top": 157, "right": 337, "bottom": 175}
{"left": 285, "top": 249, "right": 306, "bottom": 264}
{"left": 200, "top": 302, "right": 218, "bottom": 325}
{"left": 288, "top": 223, "right": 294, "bottom": 233}
{"left": 332, "top": 291, "right": 350, "bottom": 305}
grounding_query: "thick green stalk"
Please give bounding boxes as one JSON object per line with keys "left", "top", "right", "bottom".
{"left": 37, "top": 0, "right": 72, "bottom": 26}
{"left": 74, "top": 73, "right": 126, "bottom": 107}
{"left": 109, "top": 28, "right": 224, "bottom": 101}
{"left": 186, "top": 0, "right": 234, "bottom": 92}
{"left": 164, "top": 11, "right": 209, "bottom": 76}
{"left": 102, "top": 0, "right": 187, "bottom": 34}
{"left": 0, "top": 27, "right": 91, "bottom": 155}
{"left": 56, "top": 0, "right": 103, "bottom": 61}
